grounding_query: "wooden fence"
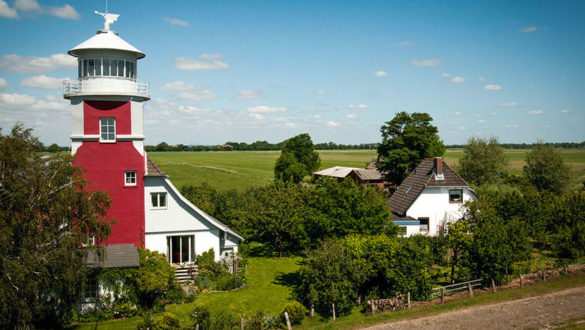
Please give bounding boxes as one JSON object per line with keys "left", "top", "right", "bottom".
{"left": 432, "top": 279, "right": 483, "bottom": 303}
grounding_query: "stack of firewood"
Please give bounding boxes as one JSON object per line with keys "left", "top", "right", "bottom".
{"left": 367, "top": 292, "right": 406, "bottom": 312}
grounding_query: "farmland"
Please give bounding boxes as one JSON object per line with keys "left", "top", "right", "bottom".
{"left": 148, "top": 148, "right": 585, "bottom": 192}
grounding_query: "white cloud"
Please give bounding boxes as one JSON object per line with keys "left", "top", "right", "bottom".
{"left": 0, "top": 0, "right": 17, "bottom": 18}
{"left": 249, "top": 113, "right": 263, "bottom": 120}
{"left": 0, "top": 77, "right": 6, "bottom": 89}
{"left": 47, "top": 4, "right": 80, "bottom": 20}
{"left": 313, "top": 115, "right": 321, "bottom": 120}
{"left": 285, "top": 122, "right": 296, "bottom": 128}
{"left": 247, "top": 105, "right": 286, "bottom": 114}
{"left": 484, "top": 84, "right": 502, "bottom": 90}
{"left": 274, "top": 117, "right": 288, "bottom": 122}
{"left": 501, "top": 102, "right": 518, "bottom": 107}
{"left": 160, "top": 81, "right": 203, "bottom": 91}
{"left": 165, "top": 17, "right": 189, "bottom": 27}
{"left": 455, "top": 112, "right": 463, "bottom": 116}
{"left": 441, "top": 73, "right": 451, "bottom": 77}
{"left": 560, "top": 109, "right": 569, "bottom": 114}
{"left": 478, "top": 77, "right": 486, "bottom": 82}
{"left": 519, "top": 26, "right": 537, "bottom": 33}
{"left": 0, "top": 92, "right": 36, "bottom": 105}
{"left": 459, "top": 126, "right": 466, "bottom": 130}
{"left": 21, "top": 74, "right": 66, "bottom": 89}
{"left": 528, "top": 110, "right": 543, "bottom": 115}
{"left": 345, "top": 113, "right": 357, "bottom": 119}
{"left": 326, "top": 121, "right": 340, "bottom": 127}
{"left": 31, "top": 98, "right": 68, "bottom": 111}
{"left": 348, "top": 104, "right": 368, "bottom": 110}
{"left": 0, "top": 54, "right": 76, "bottom": 74}
{"left": 374, "top": 71, "right": 388, "bottom": 77}
{"left": 174, "top": 54, "right": 229, "bottom": 71}
{"left": 478, "top": 119, "right": 487, "bottom": 124}
{"left": 235, "top": 89, "right": 262, "bottom": 100}
{"left": 315, "top": 90, "right": 326, "bottom": 95}
{"left": 451, "top": 76, "right": 464, "bottom": 83}
{"left": 506, "top": 123, "right": 519, "bottom": 128}
{"left": 410, "top": 59, "right": 442, "bottom": 67}
{"left": 176, "top": 89, "right": 215, "bottom": 101}
{"left": 15, "top": 0, "right": 40, "bottom": 11}
{"left": 397, "top": 41, "right": 411, "bottom": 47}
{"left": 491, "top": 112, "right": 497, "bottom": 116}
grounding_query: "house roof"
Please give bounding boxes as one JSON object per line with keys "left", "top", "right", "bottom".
{"left": 85, "top": 244, "right": 140, "bottom": 269}
{"left": 353, "top": 168, "right": 384, "bottom": 181}
{"left": 389, "top": 158, "right": 469, "bottom": 216}
{"left": 313, "top": 166, "right": 385, "bottom": 181}
{"left": 145, "top": 155, "right": 166, "bottom": 177}
{"left": 69, "top": 30, "right": 145, "bottom": 59}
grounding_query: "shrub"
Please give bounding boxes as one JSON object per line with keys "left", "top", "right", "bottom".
{"left": 136, "top": 312, "right": 154, "bottom": 330}
{"left": 152, "top": 312, "right": 180, "bottom": 330}
{"left": 280, "top": 301, "right": 307, "bottom": 325}
{"left": 213, "top": 311, "right": 238, "bottom": 329}
{"left": 191, "top": 305, "right": 210, "bottom": 329}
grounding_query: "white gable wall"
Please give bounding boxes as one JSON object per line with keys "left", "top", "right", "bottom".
{"left": 406, "top": 187, "right": 474, "bottom": 236}
{"left": 144, "top": 176, "right": 235, "bottom": 261}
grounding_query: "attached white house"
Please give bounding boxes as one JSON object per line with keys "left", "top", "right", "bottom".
{"left": 389, "top": 157, "right": 475, "bottom": 237}
{"left": 144, "top": 156, "right": 243, "bottom": 264}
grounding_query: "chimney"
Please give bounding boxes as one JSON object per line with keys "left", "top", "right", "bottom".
{"left": 434, "top": 157, "right": 444, "bottom": 180}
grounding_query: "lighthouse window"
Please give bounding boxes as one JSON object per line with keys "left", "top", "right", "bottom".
{"left": 103, "top": 59, "right": 110, "bottom": 76}
{"left": 151, "top": 192, "right": 167, "bottom": 208}
{"left": 117, "top": 60, "right": 124, "bottom": 77}
{"left": 125, "top": 171, "right": 137, "bottom": 186}
{"left": 95, "top": 59, "right": 101, "bottom": 76}
{"left": 99, "top": 117, "right": 116, "bottom": 142}
{"left": 88, "top": 60, "right": 95, "bottom": 76}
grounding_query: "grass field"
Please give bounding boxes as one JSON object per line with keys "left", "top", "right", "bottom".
{"left": 149, "top": 148, "right": 585, "bottom": 192}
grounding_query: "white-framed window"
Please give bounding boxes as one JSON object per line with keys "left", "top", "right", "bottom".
{"left": 125, "top": 171, "right": 137, "bottom": 186}
{"left": 84, "top": 274, "right": 99, "bottom": 300}
{"left": 449, "top": 189, "right": 463, "bottom": 203}
{"left": 418, "top": 217, "right": 430, "bottom": 232}
{"left": 151, "top": 192, "right": 167, "bottom": 208}
{"left": 99, "top": 117, "right": 116, "bottom": 142}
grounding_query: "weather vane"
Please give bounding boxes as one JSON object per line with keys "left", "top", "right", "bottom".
{"left": 94, "top": 0, "right": 119, "bottom": 32}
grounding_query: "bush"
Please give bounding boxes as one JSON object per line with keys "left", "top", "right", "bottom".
{"left": 280, "top": 301, "right": 307, "bottom": 325}
{"left": 213, "top": 311, "right": 238, "bottom": 329}
{"left": 152, "top": 312, "right": 180, "bottom": 330}
{"left": 136, "top": 312, "right": 154, "bottom": 330}
{"left": 191, "top": 305, "right": 211, "bottom": 329}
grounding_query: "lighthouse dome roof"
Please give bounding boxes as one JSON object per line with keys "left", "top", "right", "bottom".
{"left": 68, "top": 30, "right": 145, "bottom": 59}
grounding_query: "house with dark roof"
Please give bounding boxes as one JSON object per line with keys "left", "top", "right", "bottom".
{"left": 389, "top": 157, "right": 475, "bottom": 236}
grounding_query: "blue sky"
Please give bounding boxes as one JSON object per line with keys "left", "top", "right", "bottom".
{"left": 0, "top": 0, "right": 584, "bottom": 146}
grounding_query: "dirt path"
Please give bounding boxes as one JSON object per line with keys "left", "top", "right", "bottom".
{"left": 364, "top": 286, "right": 585, "bottom": 329}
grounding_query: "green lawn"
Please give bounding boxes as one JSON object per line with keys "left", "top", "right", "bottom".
{"left": 149, "top": 148, "right": 585, "bottom": 192}
{"left": 75, "top": 257, "right": 302, "bottom": 329}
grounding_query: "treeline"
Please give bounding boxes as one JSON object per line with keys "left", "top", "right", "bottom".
{"left": 447, "top": 141, "right": 585, "bottom": 149}
{"left": 144, "top": 141, "right": 378, "bottom": 152}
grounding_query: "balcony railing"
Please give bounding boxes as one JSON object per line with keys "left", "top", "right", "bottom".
{"left": 63, "top": 78, "right": 150, "bottom": 99}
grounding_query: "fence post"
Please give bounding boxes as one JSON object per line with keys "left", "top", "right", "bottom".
{"left": 196, "top": 325, "right": 199, "bottom": 330}
{"left": 241, "top": 318, "right": 245, "bottom": 330}
{"left": 310, "top": 304, "right": 314, "bottom": 318}
{"left": 468, "top": 282, "right": 474, "bottom": 297}
{"left": 520, "top": 274, "right": 523, "bottom": 288}
{"left": 542, "top": 270, "right": 546, "bottom": 282}
{"left": 407, "top": 292, "right": 411, "bottom": 308}
{"left": 564, "top": 264, "right": 568, "bottom": 275}
{"left": 332, "top": 303, "right": 336, "bottom": 322}
{"left": 284, "top": 312, "right": 292, "bottom": 330}
{"left": 491, "top": 279, "right": 496, "bottom": 293}
{"left": 441, "top": 287, "right": 445, "bottom": 303}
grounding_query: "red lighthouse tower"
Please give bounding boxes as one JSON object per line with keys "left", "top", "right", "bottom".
{"left": 64, "top": 11, "right": 149, "bottom": 248}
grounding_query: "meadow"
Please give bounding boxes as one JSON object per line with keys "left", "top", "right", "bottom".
{"left": 148, "top": 148, "right": 585, "bottom": 192}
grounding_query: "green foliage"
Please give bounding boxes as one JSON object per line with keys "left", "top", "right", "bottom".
{"left": 0, "top": 124, "right": 113, "bottom": 328}
{"left": 524, "top": 142, "right": 571, "bottom": 193}
{"left": 377, "top": 112, "right": 445, "bottom": 185}
{"left": 152, "top": 312, "right": 180, "bottom": 329}
{"left": 297, "top": 235, "right": 433, "bottom": 317}
{"left": 459, "top": 137, "right": 509, "bottom": 186}
{"left": 191, "top": 305, "right": 211, "bottom": 329}
{"left": 194, "top": 248, "right": 246, "bottom": 291}
{"left": 280, "top": 301, "right": 307, "bottom": 325}
{"left": 274, "top": 133, "right": 320, "bottom": 183}
{"left": 549, "top": 193, "right": 585, "bottom": 260}
{"left": 136, "top": 312, "right": 154, "bottom": 330}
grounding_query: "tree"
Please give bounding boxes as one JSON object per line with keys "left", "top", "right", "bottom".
{"left": 459, "top": 137, "right": 508, "bottom": 186}
{"left": 46, "top": 143, "right": 60, "bottom": 153}
{"left": 0, "top": 124, "right": 113, "bottom": 328}
{"left": 274, "top": 133, "right": 320, "bottom": 183}
{"left": 377, "top": 112, "right": 445, "bottom": 186}
{"left": 524, "top": 142, "right": 571, "bottom": 193}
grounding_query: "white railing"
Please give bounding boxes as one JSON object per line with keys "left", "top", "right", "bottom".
{"left": 63, "top": 79, "right": 150, "bottom": 98}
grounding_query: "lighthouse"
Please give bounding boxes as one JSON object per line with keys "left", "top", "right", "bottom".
{"left": 64, "top": 11, "right": 149, "bottom": 248}
{"left": 64, "top": 10, "right": 242, "bottom": 263}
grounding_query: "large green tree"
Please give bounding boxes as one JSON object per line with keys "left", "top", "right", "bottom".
{"left": 377, "top": 112, "right": 445, "bottom": 186}
{"left": 0, "top": 124, "right": 113, "bottom": 328}
{"left": 524, "top": 142, "right": 571, "bottom": 193}
{"left": 459, "top": 137, "right": 508, "bottom": 186}
{"left": 274, "top": 133, "right": 320, "bottom": 183}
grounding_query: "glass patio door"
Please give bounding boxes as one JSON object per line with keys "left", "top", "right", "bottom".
{"left": 166, "top": 235, "right": 194, "bottom": 265}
